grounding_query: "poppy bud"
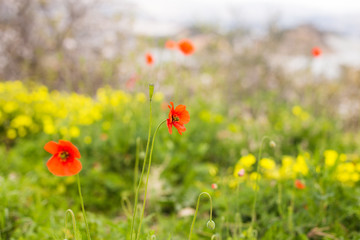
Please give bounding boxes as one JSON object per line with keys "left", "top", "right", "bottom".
{"left": 207, "top": 220, "right": 216, "bottom": 230}
{"left": 149, "top": 84, "right": 154, "bottom": 101}
{"left": 269, "top": 141, "right": 276, "bottom": 148}
{"left": 238, "top": 168, "right": 245, "bottom": 177}
{"left": 211, "top": 183, "right": 218, "bottom": 190}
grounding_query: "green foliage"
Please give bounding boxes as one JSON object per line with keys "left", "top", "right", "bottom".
{"left": 1, "top": 79, "right": 360, "bottom": 239}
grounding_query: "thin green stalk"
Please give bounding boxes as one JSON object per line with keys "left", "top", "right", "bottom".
{"left": 220, "top": 216, "right": 225, "bottom": 240}
{"left": 223, "top": 178, "right": 229, "bottom": 239}
{"left": 130, "top": 97, "right": 153, "bottom": 240}
{"left": 134, "top": 137, "right": 141, "bottom": 193}
{"left": 76, "top": 174, "right": 91, "bottom": 240}
{"left": 249, "top": 136, "right": 271, "bottom": 235}
{"left": 189, "top": 192, "right": 214, "bottom": 240}
{"left": 64, "top": 209, "right": 77, "bottom": 240}
{"left": 236, "top": 180, "right": 242, "bottom": 238}
{"left": 288, "top": 191, "right": 295, "bottom": 237}
{"left": 136, "top": 119, "right": 167, "bottom": 240}
{"left": 277, "top": 181, "right": 284, "bottom": 219}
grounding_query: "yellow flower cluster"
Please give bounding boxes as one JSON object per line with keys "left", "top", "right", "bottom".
{"left": 292, "top": 105, "right": 310, "bottom": 121}
{"left": 230, "top": 150, "right": 360, "bottom": 186}
{"left": 323, "top": 150, "right": 360, "bottom": 184}
{"left": 199, "top": 110, "right": 224, "bottom": 124}
{"left": 233, "top": 153, "right": 308, "bottom": 181}
{"left": 0, "top": 81, "right": 164, "bottom": 141}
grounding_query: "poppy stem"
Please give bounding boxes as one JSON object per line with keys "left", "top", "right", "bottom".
{"left": 64, "top": 209, "right": 77, "bottom": 240}
{"left": 189, "top": 192, "right": 214, "bottom": 240}
{"left": 130, "top": 97, "right": 153, "bottom": 240}
{"left": 134, "top": 137, "right": 141, "bottom": 193}
{"left": 248, "top": 136, "right": 271, "bottom": 237}
{"left": 136, "top": 119, "right": 166, "bottom": 240}
{"left": 288, "top": 190, "right": 295, "bottom": 237}
{"left": 76, "top": 174, "right": 91, "bottom": 240}
{"left": 236, "top": 180, "right": 243, "bottom": 238}
{"left": 211, "top": 234, "right": 218, "bottom": 240}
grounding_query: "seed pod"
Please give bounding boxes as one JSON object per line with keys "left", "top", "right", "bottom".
{"left": 149, "top": 84, "right": 154, "bottom": 101}
{"left": 207, "top": 220, "right": 216, "bottom": 230}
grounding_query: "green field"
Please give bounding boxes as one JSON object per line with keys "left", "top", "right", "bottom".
{"left": 1, "top": 3, "right": 360, "bottom": 238}
{"left": 2, "top": 64, "right": 360, "bottom": 239}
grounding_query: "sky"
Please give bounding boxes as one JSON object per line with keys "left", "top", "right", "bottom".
{"left": 130, "top": 0, "right": 360, "bottom": 35}
{"left": 133, "top": 0, "right": 360, "bottom": 16}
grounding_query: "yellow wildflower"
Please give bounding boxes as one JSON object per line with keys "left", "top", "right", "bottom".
{"left": 324, "top": 150, "right": 338, "bottom": 167}
{"left": 292, "top": 105, "right": 302, "bottom": 116}
{"left": 293, "top": 155, "right": 308, "bottom": 176}
{"left": 69, "top": 126, "right": 80, "bottom": 138}
{"left": 239, "top": 154, "right": 256, "bottom": 168}
{"left": 7, "top": 129, "right": 17, "bottom": 139}
{"left": 260, "top": 158, "right": 276, "bottom": 170}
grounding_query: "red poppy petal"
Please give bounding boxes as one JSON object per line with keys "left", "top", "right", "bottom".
{"left": 173, "top": 122, "right": 186, "bottom": 135}
{"left": 167, "top": 119, "right": 173, "bottom": 134}
{"left": 47, "top": 156, "right": 82, "bottom": 176}
{"left": 146, "top": 53, "right": 154, "bottom": 65}
{"left": 179, "top": 111, "right": 190, "bottom": 124}
{"left": 295, "top": 180, "right": 305, "bottom": 189}
{"left": 58, "top": 140, "right": 81, "bottom": 158}
{"left": 174, "top": 104, "right": 186, "bottom": 113}
{"left": 178, "top": 39, "right": 195, "bottom": 55}
{"left": 63, "top": 159, "right": 82, "bottom": 176}
{"left": 47, "top": 155, "right": 66, "bottom": 176}
{"left": 168, "top": 102, "right": 175, "bottom": 120}
{"left": 168, "top": 110, "right": 173, "bottom": 121}
{"left": 174, "top": 105, "right": 190, "bottom": 124}
{"left": 165, "top": 40, "right": 176, "bottom": 49}
{"left": 44, "top": 141, "right": 60, "bottom": 154}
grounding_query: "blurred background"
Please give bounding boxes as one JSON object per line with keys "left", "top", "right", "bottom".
{"left": 1, "top": 0, "right": 360, "bottom": 239}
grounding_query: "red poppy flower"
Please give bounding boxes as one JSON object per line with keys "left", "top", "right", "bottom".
{"left": 312, "top": 47, "right": 322, "bottom": 57}
{"left": 167, "top": 102, "right": 190, "bottom": 135}
{"left": 178, "top": 39, "right": 195, "bottom": 55}
{"left": 295, "top": 179, "right": 305, "bottom": 189}
{"left": 165, "top": 40, "right": 177, "bottom": 49}
{"left": 44, "top": 140, "right": 82, "bottom": 176}
{"left": 145, "top": 53, "right": 154, "bottom": 65}
{"left": 126, "top": 74, "right": 138, "bottom": 90}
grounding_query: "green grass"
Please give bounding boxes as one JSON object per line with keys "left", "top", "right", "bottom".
{"left": 1, "top": 69, "right": 360, "bottom": 240}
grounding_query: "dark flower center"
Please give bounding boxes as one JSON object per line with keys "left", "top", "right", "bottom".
{"left": 59, "top": 151, "right": 70, "bottom": 161}
{"left": 172, "top": 115, "right": 180, "bottom": 122}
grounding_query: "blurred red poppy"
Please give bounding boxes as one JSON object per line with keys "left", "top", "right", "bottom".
{"left": 145, "top": 53, "right": 154, "bottom": 65}
{"left": 312, "top": 47, "right": 322, "bottom": 57}
{"left": 295, "top": 179, "right": 305, "bottom": 189}
{"left": 178, "top": 39, "right": 195, "bottom": 55}
{"left": 44, "top": 140, "right": 82, "bottom": 176}
{"left": 126, "top": 74, "right": 138, "bottom": 90}
{"left": 165, "top": 40, "right": 177, "bottom": 49}
{"left": 167, "top": 102, "right": 190, "bottom": 135}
